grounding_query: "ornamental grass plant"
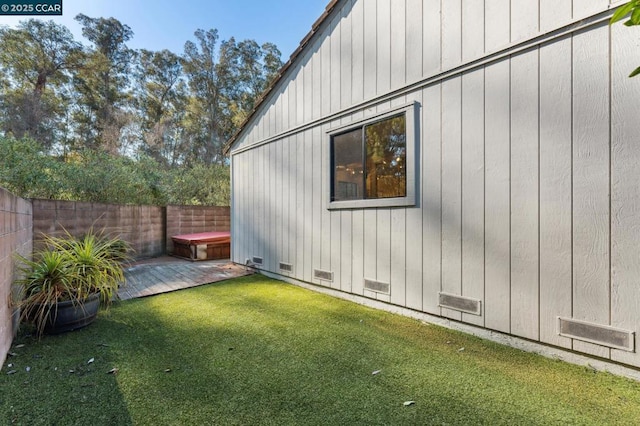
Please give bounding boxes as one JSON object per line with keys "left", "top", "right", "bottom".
{"left": 14, "top": 228, "right": 132, "bottom": 336}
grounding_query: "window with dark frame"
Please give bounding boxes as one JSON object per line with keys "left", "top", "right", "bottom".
{"left": 331, "top": 113, "right": 407, "bottom": 202}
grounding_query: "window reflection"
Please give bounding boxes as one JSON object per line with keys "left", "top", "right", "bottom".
{"left": 332, "top": 128, "right": 363, "bottom": 201}
{"left": 365, "top": 114, "right": 406, "bottom": 199}
{"left": 331, "top": 113, "right": 406, "bottom": 201}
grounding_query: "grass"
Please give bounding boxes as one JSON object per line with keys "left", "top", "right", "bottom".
{"left": 2, "top": 275, "right": 640, "bottom": 425}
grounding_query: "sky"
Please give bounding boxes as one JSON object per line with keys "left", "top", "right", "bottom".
{"left": 0, "top": 0, "right": 329, "bottom": 60}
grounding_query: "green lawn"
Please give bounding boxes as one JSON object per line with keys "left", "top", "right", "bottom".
{"left": 2, "top": 275, "right": 640, "bottom": 425}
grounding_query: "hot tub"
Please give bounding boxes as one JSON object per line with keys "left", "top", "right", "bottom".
{"left": 171, "top": 231, "right": 231, "bottom": 261}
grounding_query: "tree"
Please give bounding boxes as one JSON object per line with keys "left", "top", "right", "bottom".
{"left": 61, "top": 150, "right": 168, "bottom": 204}
{"left": 135, "top": 48, "right": 187, "bottom": 165}
{"left": 164, "top": 163, "right": 230, "bottom": 206}
{"left": 611, "top": 0, "right": 640, "bottom": 77}
{"left": 0, "top": 135, "right": 229, "bottom": 205}
{"left": 181, "top": 29, "right": 283, "bottom": 165}
{"left": 0, "top": 136, "right": 62, "bottom": 198}
{"left": 72, "top": 14, "right": 135, "bottom": 152}
{"left": 181, "top": 29, "right": 227, "bottom": 164}
{"left": 0, "top": 18, "right": 280, "bottom": 206}
{"left": 232, "top": 40, "right": 282, "bottom": 125}
{"left": 0, "top": 20, "right": 81, "bottom": 148}
{"left": 0, "top": 20, "right": 81, "bottom": 95}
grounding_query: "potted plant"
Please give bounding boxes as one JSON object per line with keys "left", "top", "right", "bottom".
{"left": 9, "top": 298, "right": 20, "bottom": 338}
{"left": 14, "top": 228, "right": 132, "bottom": 336}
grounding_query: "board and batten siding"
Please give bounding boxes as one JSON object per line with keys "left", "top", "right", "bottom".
{"left": 230, "top": 0, "right": 640, "bottom": 368}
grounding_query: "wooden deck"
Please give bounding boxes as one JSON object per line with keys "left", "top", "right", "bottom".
{"left": 119, "top": 257, "right": 252, "bottom": 300}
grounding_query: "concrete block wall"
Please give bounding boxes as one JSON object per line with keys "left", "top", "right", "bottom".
{"left": 32, "top": 200, "right": 231, "bottom": 258}
{"left": 0, "top": 188, "right": 32, "bottom": 370}
{"left": 32, "top": 200, "right": 166, "bottom": 259}
{"left": 165, "top": 205, "right": 231, "bottom": 253}
{"left": 33, "top": 200, "right": 165, "bottom": 258}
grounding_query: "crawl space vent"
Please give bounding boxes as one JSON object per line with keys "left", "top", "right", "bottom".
{"left": 364, "top": 279, "right": 390, "bottom": 295}
{"left": 313, "top": 269, "right": 334, "bottom": 282}
{"left": 438, "top": 293, "right": 482, "bottom": 316}
{"left": 558, "top": 318, "right": 635, "bottom": 352}
{"left": 279, "top": 262, "right": 293, "bottom": 273}
{"left": 252, "top": 256, "right": 263, "bottom": 265}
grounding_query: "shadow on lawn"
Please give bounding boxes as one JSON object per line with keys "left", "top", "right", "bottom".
{"left": 2, "top": 325, "right": 134, "bottom": 425}
{"left": 88, "top": 278, "right": 552, "bottom": 425}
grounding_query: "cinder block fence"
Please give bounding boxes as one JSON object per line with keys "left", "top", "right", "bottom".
{"left": 31, "top": 200, "right": 230, "bottom": 258}
{"left": 0, "top": 188, "right": 32, "bottom": 370}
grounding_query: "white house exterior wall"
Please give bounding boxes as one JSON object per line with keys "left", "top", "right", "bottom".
{"left": 230, "top": 0, "right": 640, "bottom": 368}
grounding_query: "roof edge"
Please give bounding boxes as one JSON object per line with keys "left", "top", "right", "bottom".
{"left": 223, "top": 0, "right": 340, "bottom": 155}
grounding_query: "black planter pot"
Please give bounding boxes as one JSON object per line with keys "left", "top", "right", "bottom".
{"left": 12, "top": 307, "right": 20, "bottom": 337}
{"left": 42, "top": 292, "right": 101, "bottom": 335}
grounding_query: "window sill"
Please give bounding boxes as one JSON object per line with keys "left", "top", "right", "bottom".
{"left": 327, "top": 195, "right": 415, "bottom": 210}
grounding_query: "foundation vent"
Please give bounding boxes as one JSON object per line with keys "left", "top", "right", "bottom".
{"left": 252, "top": 256, "right": 263, "bottom": 265}
{"left": 438, "top": 293, "right": 482, "bottom": 316}
{"left": 558, "top": 318, "right": 635, "bottom": 352}
{"left": 313, "top": 269, "right": 334, "bottom": 282}
{"left": 279, "top": 262, "right": 293, "bottom": 273}
{"left": 364, "top": 279, "right": 390, "bottom": 295}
